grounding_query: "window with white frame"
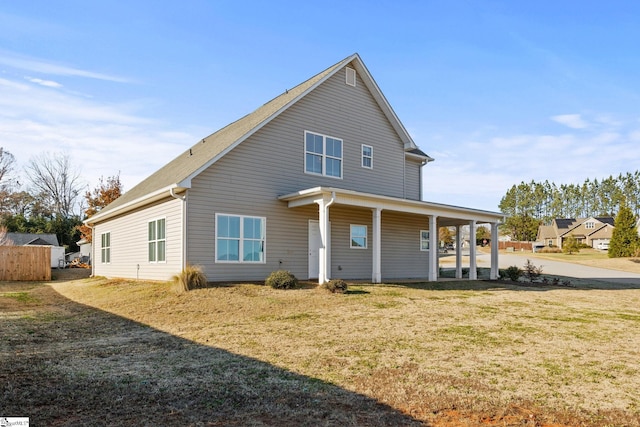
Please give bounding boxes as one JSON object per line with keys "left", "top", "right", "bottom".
{"left": 362, "top": 144, "right": 373, "bottom": 169}
{"left": 585, "top": 221, "right": 595, "bottom": 229}
{"left": 148, "top": 218, "right": 166, "bottom": 262}
{"left": 101, "top": 232, "right": 111, "bottom": 263}
{"left": 420, "top": 230, "right": 429, "bottom": 251}
{"left": 304, "top": 131, "right": 343, "bottom": 178}
{"left": 350, "top": 225, "right": 367, "bottom": 249}
{"left": 216, "top": 214, "right": 265, "bottom": 263}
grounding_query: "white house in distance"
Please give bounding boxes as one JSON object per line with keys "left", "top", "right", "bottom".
{"left": 86, "top": 54, "right": 505, "bottom": 283}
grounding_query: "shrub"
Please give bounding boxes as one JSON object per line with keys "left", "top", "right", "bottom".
{"left": 171, "top": 264, "right": 207, "bottom": 293}
{"left": 538, "top": 247, "right": 562, "bottom": 254}
{"left": 562, "top": 235, "right": 580, "bottom": 255}
{"left": 266, "top": 270, "right": 298, "bottom": 289}
{"left": 500, "top": 265, "right": 522, "bottom": 282}
{"left": 323, "top": 279, "right": 348, "bottom": 293}
{"left": 523, "top": 259, "right": 543, "bottom": 283}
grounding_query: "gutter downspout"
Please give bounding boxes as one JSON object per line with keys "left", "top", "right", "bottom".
{"left": 319, "top": 192, "right": 336, "bottom": 284}
{"left": 170, "top": 188, "right": 187, "bottom": 272}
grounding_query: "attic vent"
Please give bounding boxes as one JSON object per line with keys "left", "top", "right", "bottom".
{"left": 346, "top": 67, "right": 356, "bottom": 87}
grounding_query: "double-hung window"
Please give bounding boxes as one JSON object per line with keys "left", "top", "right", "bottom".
{"left": 362, "top": 144, "right": 373, "bottom": 169}
{"left": 420, "top": 230, "right": 429, "bottom": 251}
{"left": 305, "top": 131, "right": 343, "bottom": 178}
{"left": 101, "top": 232, "right": 111, "bottom": 263}
{"left": 148, "top": 218, "right": 166, "bottom": 262}
{"left": 216, "top": 214, "right": 266, "bottom": 263}
{"left": 350, "top": 225, "right": 367, "bottom": 249}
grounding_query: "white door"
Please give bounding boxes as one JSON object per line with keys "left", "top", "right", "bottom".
{"left": 308, "top": 220, "right": 321, "bottom": 279}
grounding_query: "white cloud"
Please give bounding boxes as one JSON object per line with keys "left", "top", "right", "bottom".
{"left": 421, "top": 119, "right": 640, "bottom": 212}
{"left": 551, "top": 114, "right": 589, "bottom": 129}
{"left": 25, "top": 77, "right": 63, "bottom": 88}
{"left": 0, "top": 49, "right": 130, "bottom": 83}
{"left": 0, "top": 74, "right": 200, "bottom": 195}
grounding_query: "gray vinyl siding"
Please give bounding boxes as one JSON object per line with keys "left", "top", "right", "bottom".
{"left": 404, "top": 159, "right": 422, "bottom": 201}
{"left": 185, "top": 66, "right": 424, "bottom": 281}
{"left": 328, "top": 206, "right": 373, "bottom": 280}
{"left": 92, "top": 196, "right": 183, "bottom": 280}
{"left": 380, "top": 211, "right": 430, "bottom": 279}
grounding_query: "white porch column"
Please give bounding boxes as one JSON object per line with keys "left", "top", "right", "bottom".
{"left": 317, "top": 194, "right": 334, "bottom": 284}
{"left": 469, "top": 220, "right": 477, "bottom": 280}
{"left": 372, "top": 208, "right": 382, "bottom": 283}
{"left": 428, "top": 215, "right": 438, "bottom": 281}
{"left": 455, "top": 225, "right": 463, "bottom": 279}
{"left": 490, "top": 222, "right": 499, "bottom": 280}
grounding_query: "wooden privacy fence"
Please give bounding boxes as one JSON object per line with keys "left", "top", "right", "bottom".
{"left": 0, "top": 246, "right": 51, "bottom": 281}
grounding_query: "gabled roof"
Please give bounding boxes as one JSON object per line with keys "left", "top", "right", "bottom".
{"left": 5, "top": 232, "right": 60, "bottom": 246}
{"left": 537, "top": 225, "right": 556, "bottom": 240}
{"left": 88, "top": 53, "right": 431, "bottom": 225}
{"left": 559, "top": 216, "right": 616, "bottom": 237}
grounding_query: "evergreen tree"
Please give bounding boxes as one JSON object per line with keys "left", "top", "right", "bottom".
{"left": 562, "top": 235, "right": 580, "bottom": 255}
{"left": 609, "top": 202, "right": 640, "bottom": 258}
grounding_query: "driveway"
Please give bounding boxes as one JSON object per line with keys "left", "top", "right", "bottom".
{"left": 475, "top": 252, "right": 640, "bottom": 285}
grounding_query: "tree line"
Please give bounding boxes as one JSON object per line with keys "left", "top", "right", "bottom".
{"left": 0, "top": 147, "right": 121, "bottom": 251}
{"left": 499, "top": 172, "right": 640, "bottom": 241}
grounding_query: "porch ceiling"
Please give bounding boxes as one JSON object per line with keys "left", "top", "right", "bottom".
{"left": 279, "top": 187, "right": 506, "bottom": 226}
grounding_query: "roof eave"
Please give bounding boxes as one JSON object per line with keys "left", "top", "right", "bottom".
{"left": 279, "top": 186, "right": 506, "bottom": 224}
{"left": 85, "top": 185, "right": 188, "bottom": 226}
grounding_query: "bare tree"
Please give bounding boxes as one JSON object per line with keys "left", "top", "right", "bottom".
{"left": 0, "top": 147, "right": 16, "bottom": 187}
{"left": 24, "top": 152, "right": 84, "bottom": 219}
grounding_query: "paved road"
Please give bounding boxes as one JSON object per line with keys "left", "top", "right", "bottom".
{"left": 473, "top": 252, "right": 640, "bottom": 285}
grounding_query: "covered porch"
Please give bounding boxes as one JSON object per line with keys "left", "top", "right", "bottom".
{"left": 279, "top": 187, "right": 506, "bottom": 284}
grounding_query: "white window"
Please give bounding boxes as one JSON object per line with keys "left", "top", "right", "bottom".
{"left": 216, "top": 214, "right": 265, "bottom": 263}
{"left": 148, "top": 218, "right": 166, "bottom": 262}
{"left": 420, "top": 230, "right": 429, "bottom": 251}
{"left": 101, "top": 232, "right": 111, "bottom": 263}
{"left": 362, "top": 144, "right": 373, "bottom": 169}
{"left": 350, "top": 225, "right": 367, "bottom": 249}
{"left": 304, "top": 131, "right": 343, "bottom": 178}
{"left": 585, "top": 221, "right": 595, "bottom": 229}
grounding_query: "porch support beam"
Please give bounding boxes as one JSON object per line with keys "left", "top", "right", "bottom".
{"left": 469, "top": 220, "right": 477, "bottom": 280}
{"left": 428, "top": 215, "right": 438, "bottom": 281}
{"left": 317, "top": 193, "right": 335, "bottom": 284}
{"left": 455, "top": 225, "right": 463, "bottom": 279}
{"left": 372, "top": 208, "right": 382, "bottom": 283}
{"left": 490, "top": 222, "right": 499, "bottom": 280}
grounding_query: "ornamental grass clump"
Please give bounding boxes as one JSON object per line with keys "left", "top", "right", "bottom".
{"left": 265, "top": 270, "right": 298, "bottom": 289}
{"left": 322, "top": 279, "right": 348, "bottom": 294}
{"left": 171, "top": 264, "right": 208, "bottom": 293}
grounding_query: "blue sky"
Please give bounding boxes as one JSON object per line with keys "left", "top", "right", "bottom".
{"left": 1, "top": 1, "right": 640, "bottom": 212}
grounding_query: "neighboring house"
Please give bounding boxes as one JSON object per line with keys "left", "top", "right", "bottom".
{"left": 74, "top": 238, "right": 92, "bottom": 263}
{"left": 4, "top": 232, "right": 60, "bottom": 247}
{"left": 86, "top": 53, "right": 505, "bottom": 283}
{"left": 537, "top": 217, "right": 615, "bottom": 249}
{"left": 3, "top": 232, "right": 66, "bottom": 267}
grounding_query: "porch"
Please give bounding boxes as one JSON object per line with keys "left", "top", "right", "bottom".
{"left": 279, "top": 187, "right": 506, "bottom": 283}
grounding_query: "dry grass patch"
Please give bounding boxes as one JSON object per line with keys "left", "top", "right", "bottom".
{"left": 3, "top": 275, "right": 640, "bottom": 426}
{"left": 509, "top": 249, "right": 640, "bottom": 274}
